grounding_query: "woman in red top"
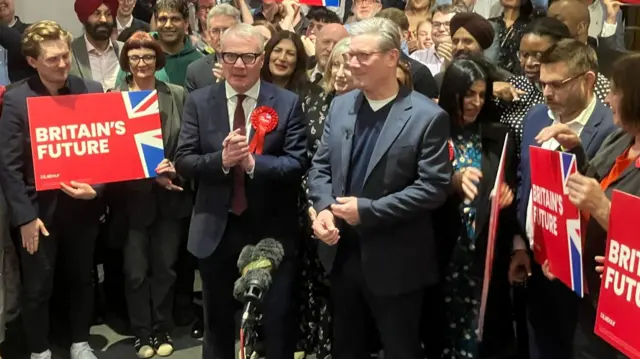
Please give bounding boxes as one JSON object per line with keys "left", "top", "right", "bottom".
{"left": 535, "top": 52, "right": 640, "bottom": 359}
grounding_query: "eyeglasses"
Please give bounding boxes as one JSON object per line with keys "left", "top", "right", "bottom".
{"left": 432, "top": 21, "right": 450, "bottom": 29}
{"left": 517, "top": 51, "right": 544, "bottom": 63}
{"left": 346, "top": 51, "right": 382, "bottom": 63}
{"left": 209, "top": 27, "right": 229, "bottom": 36}
{"left": 354, "top": 0, "right": 380, "bottom": 5}
{"left": 221, "top": 52, "right": 262, "bottom": 65}
{"left": 129, "top": 54, "right": 156, "bottom": 64}
{"left": 540, "top": 72, "right": 586, "bottom": 91}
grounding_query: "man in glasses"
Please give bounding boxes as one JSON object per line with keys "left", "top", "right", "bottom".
{"left": 517, "top": 38, "right": 616, "bottom": 359}
{"left": 185, "top": 3, "right": 239, "bottom": 92}
{"left": 175, "top": 23, "right": 306, "bottom": 359}
{"left": 115, "top": 0, "right": 202, "bottom": 86}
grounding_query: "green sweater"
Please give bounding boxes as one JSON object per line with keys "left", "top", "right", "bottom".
{"left": 116, "top": 32, "right": 202, "bottom": 87}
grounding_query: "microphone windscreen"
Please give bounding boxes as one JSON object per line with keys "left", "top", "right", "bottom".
{"left": 244, "top": 268, "right": 273, "bottom": 294}
{"left": 237, "top": 245, "right": 256, "bottom": 272}
{"left": 233, "top": 276, "right": 246, "bottom": 302}
{"left": 254, "top": 238, "right": 285, "bottom": 268}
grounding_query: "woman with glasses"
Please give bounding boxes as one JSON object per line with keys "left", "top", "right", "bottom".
{"left": 114, "top": 31, "right": 192, "bottom": 359}
{"left": 498, "top": 17, "right": 610, "bottom": 158}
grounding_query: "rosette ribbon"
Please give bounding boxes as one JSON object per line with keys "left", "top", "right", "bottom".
{"left": 249, "top": 106, "right": 279, "bottom": 154}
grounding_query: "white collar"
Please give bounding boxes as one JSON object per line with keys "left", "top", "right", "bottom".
{"left": 7, "top": 17, "right": 17, "bottom": 28}
{"left": 225, "top": 80, "right": 261, "bottom": 100}
{"left": 84, "top": 34, "right": 114, "bottom": 54}
{"left": 548, "top": 95, "right": 597, "bottom": 127}
{"left": 117, "top": 16, "right": 134, "bottom": 30}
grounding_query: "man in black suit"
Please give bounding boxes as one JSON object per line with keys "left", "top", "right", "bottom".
{"left": 175, "top": 23, "right": 306, "bottom": 359}
{"left": 0, "top": 21, "right": 105, "bottom": 359}
{"left": 116, "top": 0, "right": 151, "bottom": 42}
{"left": 185, "top": 3, "right": 239, "bottom": 92}
{"left": 308, "top": 17, "right": 451, "bottom": 359}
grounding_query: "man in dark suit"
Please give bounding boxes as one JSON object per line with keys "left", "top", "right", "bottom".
{"left": 116, "top": 0, "right": 151, "bottom": 42}
{"left": 308, "top": 18, "right": 451, "bottom": 359}
{"left": 514, "top": 39, "right": 616, "bottom": 359}
{"left": 0, "top": 0, "right": 34, "bottom": 82}
{"left": 175, "top": 23, "right": 306, "bottom": 359}
{"left": 185, "top": 3, "right": 239, "bottom": 92}
{"left": 0, "top": 20, "right": 105, "bottom": 359}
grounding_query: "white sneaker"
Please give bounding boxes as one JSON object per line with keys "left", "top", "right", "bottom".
{"left": 30, "top": 350, "right": 52, "bottom": 359}
{"left": 70, "top": 342, "right": 97, "bottom": 359}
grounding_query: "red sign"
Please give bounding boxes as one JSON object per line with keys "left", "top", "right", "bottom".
{"left": 27, "top": 90, "right": 164, "bottom": 191}
{"left": 595, "top": 190, "right": 640, "bottom": 358}
{"left": 477, "top": 133, "right": 508, "bottom": 342}
{"left": 529, "top": 146, "right": 584, "bottom": 296}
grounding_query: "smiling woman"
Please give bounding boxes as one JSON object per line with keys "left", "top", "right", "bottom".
{"left": 261, "top": 30, "right": 310, "bottom": 95}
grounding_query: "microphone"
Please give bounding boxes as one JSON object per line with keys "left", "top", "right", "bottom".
{"left": 238, "top": 238, "right": 284, "bottom": 276}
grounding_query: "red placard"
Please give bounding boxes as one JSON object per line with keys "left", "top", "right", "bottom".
{"left": 477, "top": 133, "right": 508, "bottom": 342}
{"left": 27, "top": 90, "right": 164, "bottom": 191}
{"left": 529, "top": 146, "right": 584, "bottom": 297}
{"left": 595, "top": 190, "right": 640, "bottom": 358}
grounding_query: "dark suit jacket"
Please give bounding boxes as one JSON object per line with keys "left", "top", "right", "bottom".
{"left": 0, "top": 21, "right": 35, "bottom": 83}
{"left": 308, "top": 86, "right": 452, "bottom": 296}
{"left": 117, "top": 18, "right": 151, "bottom": 42}
{"left": 110, "top": 80, "right": 193, "bottom": 228}
{"left": 175, "top": 80, "right": 307, "bottom": 259}
{"left": 0, "top": 75, "right": 105, "bottom": 228}
{"left": 432, "top": 122, "right": 520, "bottom": 356}
{"left": 184, "top": 53, "right": 216, "bottom": 93}
{"left": 401, "top": 53, "right": 438, "bottom": 99}
{"left": 517, "top": 100, "right": 617, "bottom": 229}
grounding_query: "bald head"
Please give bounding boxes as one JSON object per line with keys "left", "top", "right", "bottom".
{"left": 547, "top": 0, "right": 590, "bottom": 43}
{"left": 315, "top": 24, "right": 349, "bottom": 71}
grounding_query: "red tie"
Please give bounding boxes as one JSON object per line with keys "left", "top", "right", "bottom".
{"left": 231, "top": 94, "right": 248, "bottom": 215}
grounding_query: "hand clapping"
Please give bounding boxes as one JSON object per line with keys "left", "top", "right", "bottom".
{"left": 222, "top": 129, "right": 255, "bottom": 172}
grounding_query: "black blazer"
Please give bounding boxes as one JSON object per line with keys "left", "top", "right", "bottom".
{"left": 0, "top": 75, "right": 105, "bottom": 228}
{"left": 184, "top": 53, "right": 216, "bottom": 92}
{"left": 432, "top": 122, "right": 520, "bottom": 357}
{"left": 401, "top": 52, "right": 438, "bottom": 99}
{"left": 0, "top": 21, "right": 36, "bottom": 83}
{"left": 110, "top": 80, "right": 193, "bottom": 228}
{"left": 117, "top": 18, "right": 151, "bottom": 42}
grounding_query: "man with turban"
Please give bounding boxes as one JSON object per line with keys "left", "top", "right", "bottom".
{"left": 433, "top": 11, "right": 514, "bottom": 92}
{"left": 69, "top": 0, "right": 123, "bottom": 90}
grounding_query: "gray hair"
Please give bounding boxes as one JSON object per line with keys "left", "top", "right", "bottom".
{"left": 348, "top": 17, "right": 401, "bottom": 53}
{"left": 220, "top": 23, "right": 266, "bottom": 52}
{"left": 207, "top": 3, "right": 241, "bottom": 25}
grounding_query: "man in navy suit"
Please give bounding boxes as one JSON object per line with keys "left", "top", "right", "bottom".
{"left": 308, "top": 17, "right": 451, "bottom": 359}
{"left": 513, "top": 39, "right": 616, "bottom": 359}
{"left": 0, "top": 21, "right": 105, "bottom": 359}
{"left": 174, "top": 23, "right": 306, "bottom": 359}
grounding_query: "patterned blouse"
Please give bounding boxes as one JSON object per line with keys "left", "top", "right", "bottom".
{"left": 490, "top": 16, "right": 532, "bottom": 75}
{"left": 499, "top": 73, "right": 611, "bottom": 157}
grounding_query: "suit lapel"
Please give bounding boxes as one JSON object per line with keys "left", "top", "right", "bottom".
{"left": 363, "top": 88, "right": 412, "bottom": 185}
{"left": 214, "top": 83, "right": 230, "bottom": 146}
{"left": 341, "top": 93, "right": 361, "bottom": 192}
{"left": 72, "top": 37, "right": 93, "bottom": 80}
{"left": 580, "top": 100, "right": 605, "bottom": 152}
{"left": 249, "top": 82, "right": 276, "bottom": 142}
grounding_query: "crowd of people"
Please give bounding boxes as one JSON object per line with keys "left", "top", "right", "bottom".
{"left": 0, "top": 0, "right": 638, "bottom": 358}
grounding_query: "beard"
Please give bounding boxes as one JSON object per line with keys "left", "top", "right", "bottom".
{"left": 84, "top": 21, "right": 114, "bottom": 41}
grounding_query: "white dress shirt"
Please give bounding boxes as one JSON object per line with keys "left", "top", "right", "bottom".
{"left": 522, "top": 95, "right": 597, "bottom": 249}
{"left": 84, "top": 35, "right": 120, "bottom": 90}
{"left": 222, "top": 81, "right": 261, "bottom": 176}
{"left": 116, "top": 16, "right": 134, "bottom": 35}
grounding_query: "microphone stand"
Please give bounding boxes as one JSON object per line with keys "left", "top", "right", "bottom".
{"left": 240, "top": 301, "right": 261, "bottom": 359}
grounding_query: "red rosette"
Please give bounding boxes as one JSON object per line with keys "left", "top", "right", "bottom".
{"left": 249, "top": 106, "right": 279, "bottom": 154}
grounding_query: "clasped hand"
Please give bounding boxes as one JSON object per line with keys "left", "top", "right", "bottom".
{"left": 456, "top": 168, "right": 513, "bottom": 208}
{"left": 222, "top": 128, "right": 254, "bottom": 172}
{"left": 60, "top": 181, "right": 97, "bottom": 200}
{"left": 155, "top": 159, "right": 183, "bottom": 191}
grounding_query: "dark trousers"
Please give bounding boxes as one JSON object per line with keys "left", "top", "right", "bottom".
{"left": 527, "top": 263, "right": 579, "bottom": 359}
{"left": 330, "top": 243, "right": 425, "bottom": 359}
{"left": 199, "top": 214, "right": 297, "bottom": 359}
{"left": 20, "top": 220, "right": 98, "bottom": 354}
{"left": 573, "top": 296, "right": 626, "bottom": 359}
{"left": 124, "top": 216, "right": 185, "bottom": 338}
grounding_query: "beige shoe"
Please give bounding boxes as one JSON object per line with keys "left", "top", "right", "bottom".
{"left": 134, "top": 337, "right": 155, "bottom": 359}
{"left": 154, "top": 332, "right": 174, "bottom": 357}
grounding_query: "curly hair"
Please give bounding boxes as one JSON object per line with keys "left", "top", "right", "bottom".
{"left": 21, "top": 20, "right": 73, "bottom": 59}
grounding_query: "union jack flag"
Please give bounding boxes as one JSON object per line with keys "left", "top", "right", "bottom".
{"left": 560, "top": 152, "right": 584, "bottom": 297}
{"left": 123, "top": 90, "right": 165, "bottom": 178}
